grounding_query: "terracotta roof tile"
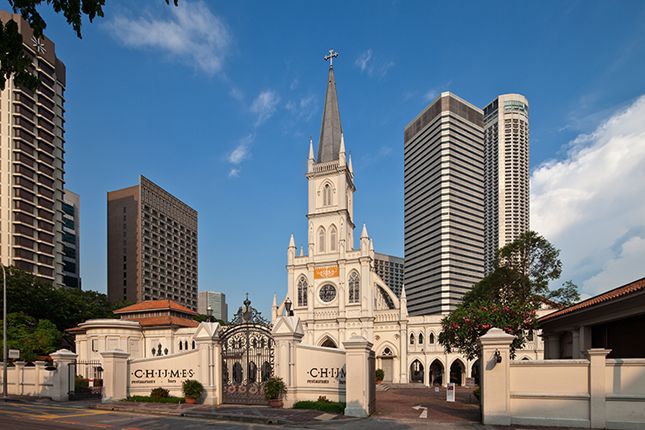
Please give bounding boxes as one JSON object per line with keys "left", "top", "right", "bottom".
{"left": 114, "top": 300, "right": 197, "bottom": 316}
{"left": 126, "top": 316, "right": 199, "bottom": 328}
{"left": 540, "top": 276, "right": 645, "bottom": 322}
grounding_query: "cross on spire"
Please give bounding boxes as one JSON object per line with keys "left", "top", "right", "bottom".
{"left": 324, "top": 48, "right": 339, "bottom": 68}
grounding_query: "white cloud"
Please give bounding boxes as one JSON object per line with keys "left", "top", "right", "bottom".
{"left": 107, "top": 1, "right": 230, "bottom": 75}
{"left": 355, "top": 49, "right": 394, "bottom": 78}
{"left": 423, "top": 89, "right": 438, "bottom": 102}
{"left": 227, "top": 134, "right": 254, "bottom": 177}
{"left": 251, "top": 90, "right": 280, "bottom": 126}
{"left": 285, "top": 95, "right": 317, "bottom": 122}
{"left": 531, "top": 95, "right": 645, "bottom": 296}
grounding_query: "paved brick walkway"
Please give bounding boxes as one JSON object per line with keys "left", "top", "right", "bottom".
{"left": 375, "top": 385, "right": 481, "bottom": 423}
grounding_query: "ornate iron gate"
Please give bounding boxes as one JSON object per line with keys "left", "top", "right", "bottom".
{"left": 221, "top": 296, "right": 274, "bottom": 404}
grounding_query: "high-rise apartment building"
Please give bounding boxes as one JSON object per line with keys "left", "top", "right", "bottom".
{"left": 404, "top": 92, "right": 485, "bottom": 315}
{"left": 0, "top": 12, "right": 67, "bottom": 285}
{"left": 62, "top": 190, "right": 81, "bottom": 288}
{"left": 107, "top": 176, "right": 198, "bottom": 310}
{"left": 197, "top": 291, "right": 228, "bottom": 322}
{"left": 373, "top": 252, "right": 405, "bottom": 297}
{"left": 483, "top": 94, "right": 530, "bottom": 273}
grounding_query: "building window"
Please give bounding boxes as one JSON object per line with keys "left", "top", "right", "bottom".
{"left": 297, "top": 276, "right": 308, "bottom": 307}
{"left": 329, "top": 225, "right": 337, "bottom": 251}
{"left": 409, "top": 334, "right": 415, "bottom": 345}
{"left": 348, "top": 271, "right": 360, "bottom": 304}
{"left": 318, "top": 227, "right": 326, "bottom": 253}
{"left": 429, "top": 333, "right": 435, "bottom": 344}
{"left": 419, "top": 333, "right": 424, "bottom": 344}
{"left": 323, "top": 183, "right": 332, "bottom": 206}
{"left": 91, "top": 339, "right": 98, "bottom": 352}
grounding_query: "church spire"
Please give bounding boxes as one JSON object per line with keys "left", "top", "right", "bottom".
{"left": 317, "top": 49, "right": 343, "bottom": 163}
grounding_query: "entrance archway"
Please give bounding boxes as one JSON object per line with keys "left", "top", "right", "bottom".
{"left": 429, "top": 359, "right": 444, "bottom": 385}
{"left": 409, "top": 359, "right": 424, "bottom": 383}
{"left": 320, "top": 336, "right": 338, "bottom": 348}
{"left": 450, "top": 359, "right": 465, "bottom": 385}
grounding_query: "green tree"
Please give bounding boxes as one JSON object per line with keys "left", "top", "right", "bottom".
{"left": 0, "top": 312, "right": 61, "bottom": 362}
{"left": 0, "top": 266, "right": 121, "bottom": 332}
{"left": 439, "top": 231, "right": 580, "bottom": 360}
{"left": 0, "top": 0, "right": 177, "bottom": 90}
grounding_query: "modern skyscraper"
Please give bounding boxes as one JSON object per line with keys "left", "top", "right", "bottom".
{"left": 198, "top": 291, "right": 228, "bottom": 322}
{"left": 0, "top": 12, "right": 67, "bottom": 285}
{"left": 373, "top": 252, "right": 405, "bottom": 297}
{"left": 107, "top": 176, "right": 198, "bottom": 310}
{"left": 62, "top": 190, "right": 81, "bottom": 289}
{"left": 483, "top": 94, "right": 530, "bottom": 273}
{"left": 404, "top": 92, "right": 485, "bottom": 315}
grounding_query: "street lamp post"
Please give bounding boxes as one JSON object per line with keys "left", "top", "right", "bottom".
{"left": 207, "top": 305, "right": 214, "bottom": 323}
{"left": 2, "top": 264, "right": 7, "bottom": 399}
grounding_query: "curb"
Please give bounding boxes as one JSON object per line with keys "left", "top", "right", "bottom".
{"left": 183, "top": 410, "right": 289, "bottom": 425}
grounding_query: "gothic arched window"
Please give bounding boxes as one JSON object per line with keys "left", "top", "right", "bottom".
{"left": 329, "top": 225, "right": 337, "bottom": 251}
{"left": 419, "top": 333, "right": 424, "bottom": 344}
{"left": 318, "top": 227, "right": 326, "bottom": 253}
{"left": 429, "top": 333, "right": 435, "bottom": 344}
{"left": 297, "top": 276, "right": 308, "bottom": 307}
{"left": 179, "top": 341, "right": 183, "bottom": 351}
{"left": 410, "top": 334, "right": 415, "bottom": 345}
{"left": 348, "top": 271, "right": 360, "bottom": 304}
{"left": 323, "top": 183, "right": 332, "bottom": 206}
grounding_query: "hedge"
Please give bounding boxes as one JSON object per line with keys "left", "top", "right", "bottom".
{"left": 293, "top": 400, "right": 345, "bottom": 414}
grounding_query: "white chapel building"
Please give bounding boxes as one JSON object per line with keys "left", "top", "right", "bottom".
{"left": 273, "top": 55, "right": 545, "bottom": 385}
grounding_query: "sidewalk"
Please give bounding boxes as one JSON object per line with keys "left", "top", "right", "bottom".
{"left": 95, "top": 401, "right": 357, "bottom": 425}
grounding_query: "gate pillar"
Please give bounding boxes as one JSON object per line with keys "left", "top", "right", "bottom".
{"left": 101, "top": 349, "right": 130, "bottom": 402}
{"left": 194, "top": 321, "right": 222, "bottom": 406}
{"left": 272, "top": 316, "right": 304, "bottom": 405}
{"left": 343, "top": 336, "right": 375, "bottom": 417}
{"left": 50, "top": 349, "right": 77, "bottom": 401}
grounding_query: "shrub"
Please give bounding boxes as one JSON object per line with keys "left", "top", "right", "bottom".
{"left": 375, "top": 368, "right": 385, "bottom": 381}
{"left": 293, "top": 400, "right": 345, "bottom": 414}
{"left": 264, "top": 376, "right": 287, "bottom": 400}
{"left": 74, "top": 375, "right": 89, "bottom": 393}
{"left": 182, "top": 379, "right": 204, "bottom": 399}
{"left": 126, "top": 395, "right": 184, "bottom": 404}
{"left": 150, "top": 387, "right": 170, "bottom": 400}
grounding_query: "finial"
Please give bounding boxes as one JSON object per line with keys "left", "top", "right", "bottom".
{"left": 324, "top": 48, "right": 339, "bottom": 68}
{"left": 361, "top": 224, "right": 369, "bottom": 239}
{"left": 299, "top": 245, "right": 304, "bottom": 256}
{"left": 289, "top": 233, "right": 296, "bottom": 248}
{"left": 348, "top": 154, "right": 353, "bottom": 174}
{"left": 308, "top": 136, "right": 314, "bottom": 160}
{"left": 340, "top": 133, "right": 346, "bottom": 154}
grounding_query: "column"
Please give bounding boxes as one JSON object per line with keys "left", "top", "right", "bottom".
{"left": 588, "top": 348, "right": 611, "bottom": 429}
{"left": 272, "top": 316, "right": 304, "bottom": 407}
{"left": 571, "top": 329, "right": 581, "bottom": 359}
{"left": 478, "top": 328, "right": 515, "bottom": 426}
{"left": 194, "top": 321, "right": 222, "bottom": 406}
{"left": 50, "top": 348, "right": 78, "bottom": 401}
{"left": 100, "top": 349, "right": 129, "bottom": 402}
{"left": 443, "top": 355, "right": 450, "bottom": 387}
{"left": 34, "top": 361, "right": 47, "bottom": 396}
{"left": 343, "top": 335, "right": 374, "bottom": 418}
{"left": 13, "top": 361, "right": 26, "bottom": 395}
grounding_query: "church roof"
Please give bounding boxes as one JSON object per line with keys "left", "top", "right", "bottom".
{"left": 317, "top": 65, "right": 343, "bottom": 163}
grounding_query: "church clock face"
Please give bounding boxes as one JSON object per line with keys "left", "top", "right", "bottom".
{"left": 319, "top": 284, "right": 337, "bottom": 303}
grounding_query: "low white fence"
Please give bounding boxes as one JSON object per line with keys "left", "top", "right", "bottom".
{"left": 0, "top": 349, "right": 77, "bottom": 400}
{"left": 480, "top": 328, "right": 645, "bottom": 429}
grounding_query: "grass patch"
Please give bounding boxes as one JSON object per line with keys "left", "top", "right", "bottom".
{"left": 293, "top": 400, "right": 346, "bottom": 414}
{"left": 125, "top": 395, "right": 184, "bottom": 404}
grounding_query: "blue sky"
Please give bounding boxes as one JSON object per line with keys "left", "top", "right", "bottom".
{"left": 34, "top": 0, "right": 645, "bottom": 315}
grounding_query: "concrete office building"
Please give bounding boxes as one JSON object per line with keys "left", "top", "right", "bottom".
{"left": 197, "top": 291, "right": 228, "bottom": 322}
{"left": 404, "top": 92, "right": 485, "bottom": 315}
{"left": 373, "top": 252, "right": 405, "bottom": 297}
{"left": 483, "top": 94, "right": 530, "bottom": 273}
{"left": 0, "top": 12, "right": 67, "bottom": 285}
{"left": 107, "top": 176, "right": 198, "bottom": 311}
{"left": 62, "top": 190, "right": 81, "bottom": 288}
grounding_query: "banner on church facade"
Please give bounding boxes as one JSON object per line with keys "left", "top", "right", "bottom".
{"left": 314, "top": 265, "right": 339, "bottom": 279}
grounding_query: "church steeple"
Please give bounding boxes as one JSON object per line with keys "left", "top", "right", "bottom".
{"left": 317, "top": 49, "right": 343, "bottom": 163}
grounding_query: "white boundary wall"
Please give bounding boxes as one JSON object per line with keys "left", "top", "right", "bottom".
{"left": 480, "top": 328, "right": 645, "bottom": 429}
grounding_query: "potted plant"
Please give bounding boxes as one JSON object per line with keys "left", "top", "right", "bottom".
{"left": 265, "top": 376, "right": 287, "bottom": 408}
{"left": 182, "top": 379, "right": 204, "bottom": 404}
{"left": 375, "top": 368, "right": 385, "bottom": 384}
